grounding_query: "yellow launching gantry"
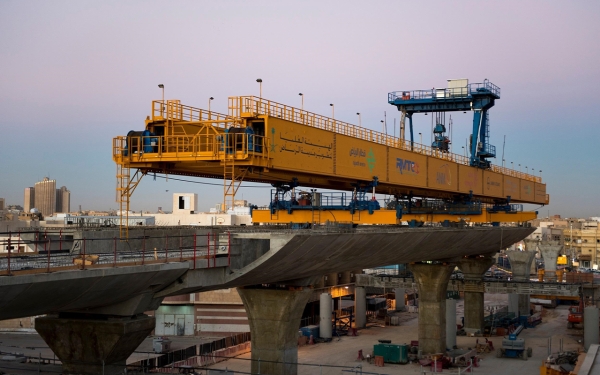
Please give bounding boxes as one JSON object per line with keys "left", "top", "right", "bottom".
{"left": 113, "top": 83, "right": 548, "bottom": 237}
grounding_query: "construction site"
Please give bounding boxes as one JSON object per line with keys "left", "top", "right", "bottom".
{"left": 1, "top": 79, "right": 599, "bottom": 375}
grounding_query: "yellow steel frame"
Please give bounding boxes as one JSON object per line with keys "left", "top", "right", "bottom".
{"left": 251, "top": 209, "right": 538, "bottom": 225}
{"left": 116, "top": 164, "right": 144, "bottom": 239}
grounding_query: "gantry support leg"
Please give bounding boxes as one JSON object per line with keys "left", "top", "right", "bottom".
{"left": 237, "top": 287, "right": 312, "bottom": 375}
{"left": 409, "top": 262, "right": 455, "bottom": 354}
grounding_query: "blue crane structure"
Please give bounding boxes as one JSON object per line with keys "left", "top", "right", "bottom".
{"left": 388, "top": 79, "right": 500, "bottom": 169}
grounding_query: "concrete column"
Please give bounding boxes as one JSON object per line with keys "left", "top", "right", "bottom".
{"left": 584, "top": 306, "right": 600, "bottom": 351}
{"left": 339, "top": 271, "right": 352, "bottom": 284}
{"left": 237, "top": 287, "right": 312, "bottom": 375}
{"left": 35, "top": 314, "right": 155, "bottom": 375}
{"left": 408, "top": 262, "right": 455, "bottom": 354}
{"left": 446, "top": 299, "right": 457, "bottom": 349}
{"left": 319, "top": 293, "right": 332, "bottom": 339}
{"left": 395, "top": 288, "right": 406, "bottom": 311}
{"left": 506, "top": 250, "right": 536, "bottom": 316}
{"left": 326, "top": 272, "right": 339, "bottom": 286}
{"left": 458, "top": 255, "right": 494, "bottom": 334}
{"left": 355, "top": 286, "right": 367, "bottom": 328}
{"left": 538, "top": 241, "right": 563, "bottom": 282}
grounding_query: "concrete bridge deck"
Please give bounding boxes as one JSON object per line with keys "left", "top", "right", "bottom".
{"left": 0, "top": 226, "right": 533, "bottom": 320}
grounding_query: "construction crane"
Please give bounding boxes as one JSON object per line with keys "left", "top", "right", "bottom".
{"left": 389, "top": 78, "right": 499, "bottom": 169}
{"left": 113, "top": 81, "right": 548, "bottom": 237}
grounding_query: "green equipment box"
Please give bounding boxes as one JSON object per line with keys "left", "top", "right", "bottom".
{"left": 373, "top": 343, "right": 408, "bottom": 364}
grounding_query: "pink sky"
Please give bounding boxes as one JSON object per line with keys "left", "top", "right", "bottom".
{"left": 1, "top": 1, "right": 599, "bottom": 217}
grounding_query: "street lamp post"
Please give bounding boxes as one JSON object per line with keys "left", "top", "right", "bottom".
{"left": 158, "top": 84, "right": 164, "bottom": 115}
{"left": 256, "top": 78, "right": 263, "bottom": 98}
{"left": 299, "top": 93, "right": 304, "bottom": 110}
{"left": 462, "top": 146, "right": 465, "bottom": 158}
{"left": 540, "top": 170, "right": 542, "bottom": 178}
{"left": 418, "top": 132, "right": 422, "bottom": 145}
{"left": 330, "top": 103, "right": 334, "bottom": 119}
{"left": 208, "top": 97, "right": 214, "bottom": 112}
{"left": 356, "top": 112, "right": 361, "bottom": 127}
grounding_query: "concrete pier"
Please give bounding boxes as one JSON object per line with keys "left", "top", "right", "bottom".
{"left": 320, "top": 293, "right": 333, "bottom": 339}
{"left": 409, "top": 262, "right": 455, "bottom": 354}
{"left": 458, "top": 255, "right": 495, "bottom": 334}
{"left": 395, "top": 288, "right": 406, "bottom": 311}
{"left": 446, "top": 299, "right": 457, "bottom": 349}
{"left": 355, "top": 287, "right": 367, "bottom": 328}
{"left": 538, "top": 241, "right": 563, "bottom": 282}
{"left": 506, "top": 250, "right": 536, "bottom": 316}
{"left": 237, "top": 287, "right": 312, "bottom": 375}
{"left": 35, "top": 314, "right": 155, "bottom": 375}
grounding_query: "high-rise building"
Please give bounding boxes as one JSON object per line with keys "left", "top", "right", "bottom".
{"left": 24, "top": 187, "right": 35, "bottom": 212}
{"left": 34, "top": 177, "right": 56, "bottom": 217}
{"left": 56, "top": 186, "right": 70, "bottom": 213}
{"left": 0, "top": 198, "right": 4, "bottom": 211}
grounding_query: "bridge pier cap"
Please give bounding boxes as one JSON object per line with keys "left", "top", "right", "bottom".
{"left": 35, "top": 313, "right": 154, "bottom": 375}
{"left": 505, "top": 250, "right": 536, "bottom": 281}
{"left": 538, "top": 240, "right": 563, "bottom": 278}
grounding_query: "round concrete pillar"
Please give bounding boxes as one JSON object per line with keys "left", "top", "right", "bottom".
{"left": 508, "top": 293, "right": 519, "bottom": 315}
{"left": 395, "top": 288, "right": 406, "bottom": 311}
{"left": 339, "top": 271, "right": 352, "bottom": 284}
{"left": 408, "top": 262, "right": 455, "bottom": 355}
{"left": 584, "top": 306, "right": 599, "bottom": 351}
{"left": 319, "top": 293, "right": 333, "bottom": 339}
{"left": 355, "top": 287, "right": 367, "bottom": 328}
{"left": 326, "top": 272, "right": 339, "bottom": 286}
{"left": 238, "top": 287, "right": 312, "bottom": 375}
{"left": 446, "top": 299, "right": 457, "bottom": 349}
{"left": 458, "top": 255, "right": 494, "bottom": 334}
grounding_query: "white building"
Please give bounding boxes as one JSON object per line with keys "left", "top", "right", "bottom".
{"left": 151, "top": 193, "right": 252, "bottom": 226}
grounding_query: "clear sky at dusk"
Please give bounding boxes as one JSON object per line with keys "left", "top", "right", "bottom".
{"left": 1, "top": 1, "right": 599, "bottom": 218}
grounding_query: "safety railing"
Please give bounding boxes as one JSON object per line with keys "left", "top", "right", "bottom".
{"left": 470, "top": 79, "right": 501, "bottom": 97}
{"left": 151, "top": 100, "right": 233, "bottom": 124}
{"left": 113, "top": 134, "right": 269, "bottom": 162}
{"left": 228, "top": 96, "right": 540, "bottom": 183}
{"left": 0, "top": 231, "right": 231, "bottom": 276}
{"left": 389, "top": 80, "right": 501, "bottom": 102}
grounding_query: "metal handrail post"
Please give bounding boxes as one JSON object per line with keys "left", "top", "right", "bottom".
{"left": 7, "top": 232, "right": 11, "bottom": 275}
{"left": 193, "top": 233, "right": 197, "bottom": 269}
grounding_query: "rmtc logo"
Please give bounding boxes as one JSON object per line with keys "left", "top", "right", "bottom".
{"left": 396, "top": 158, "right": 419, "bottom": 175}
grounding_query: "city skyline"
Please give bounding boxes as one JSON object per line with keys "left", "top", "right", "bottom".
{"left": 1, "top": 1, "right": 599, "bottom": 217}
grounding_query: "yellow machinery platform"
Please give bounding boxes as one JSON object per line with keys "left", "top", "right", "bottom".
{"left": 113, "top": 96, "right": 547, "bottom": 235}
